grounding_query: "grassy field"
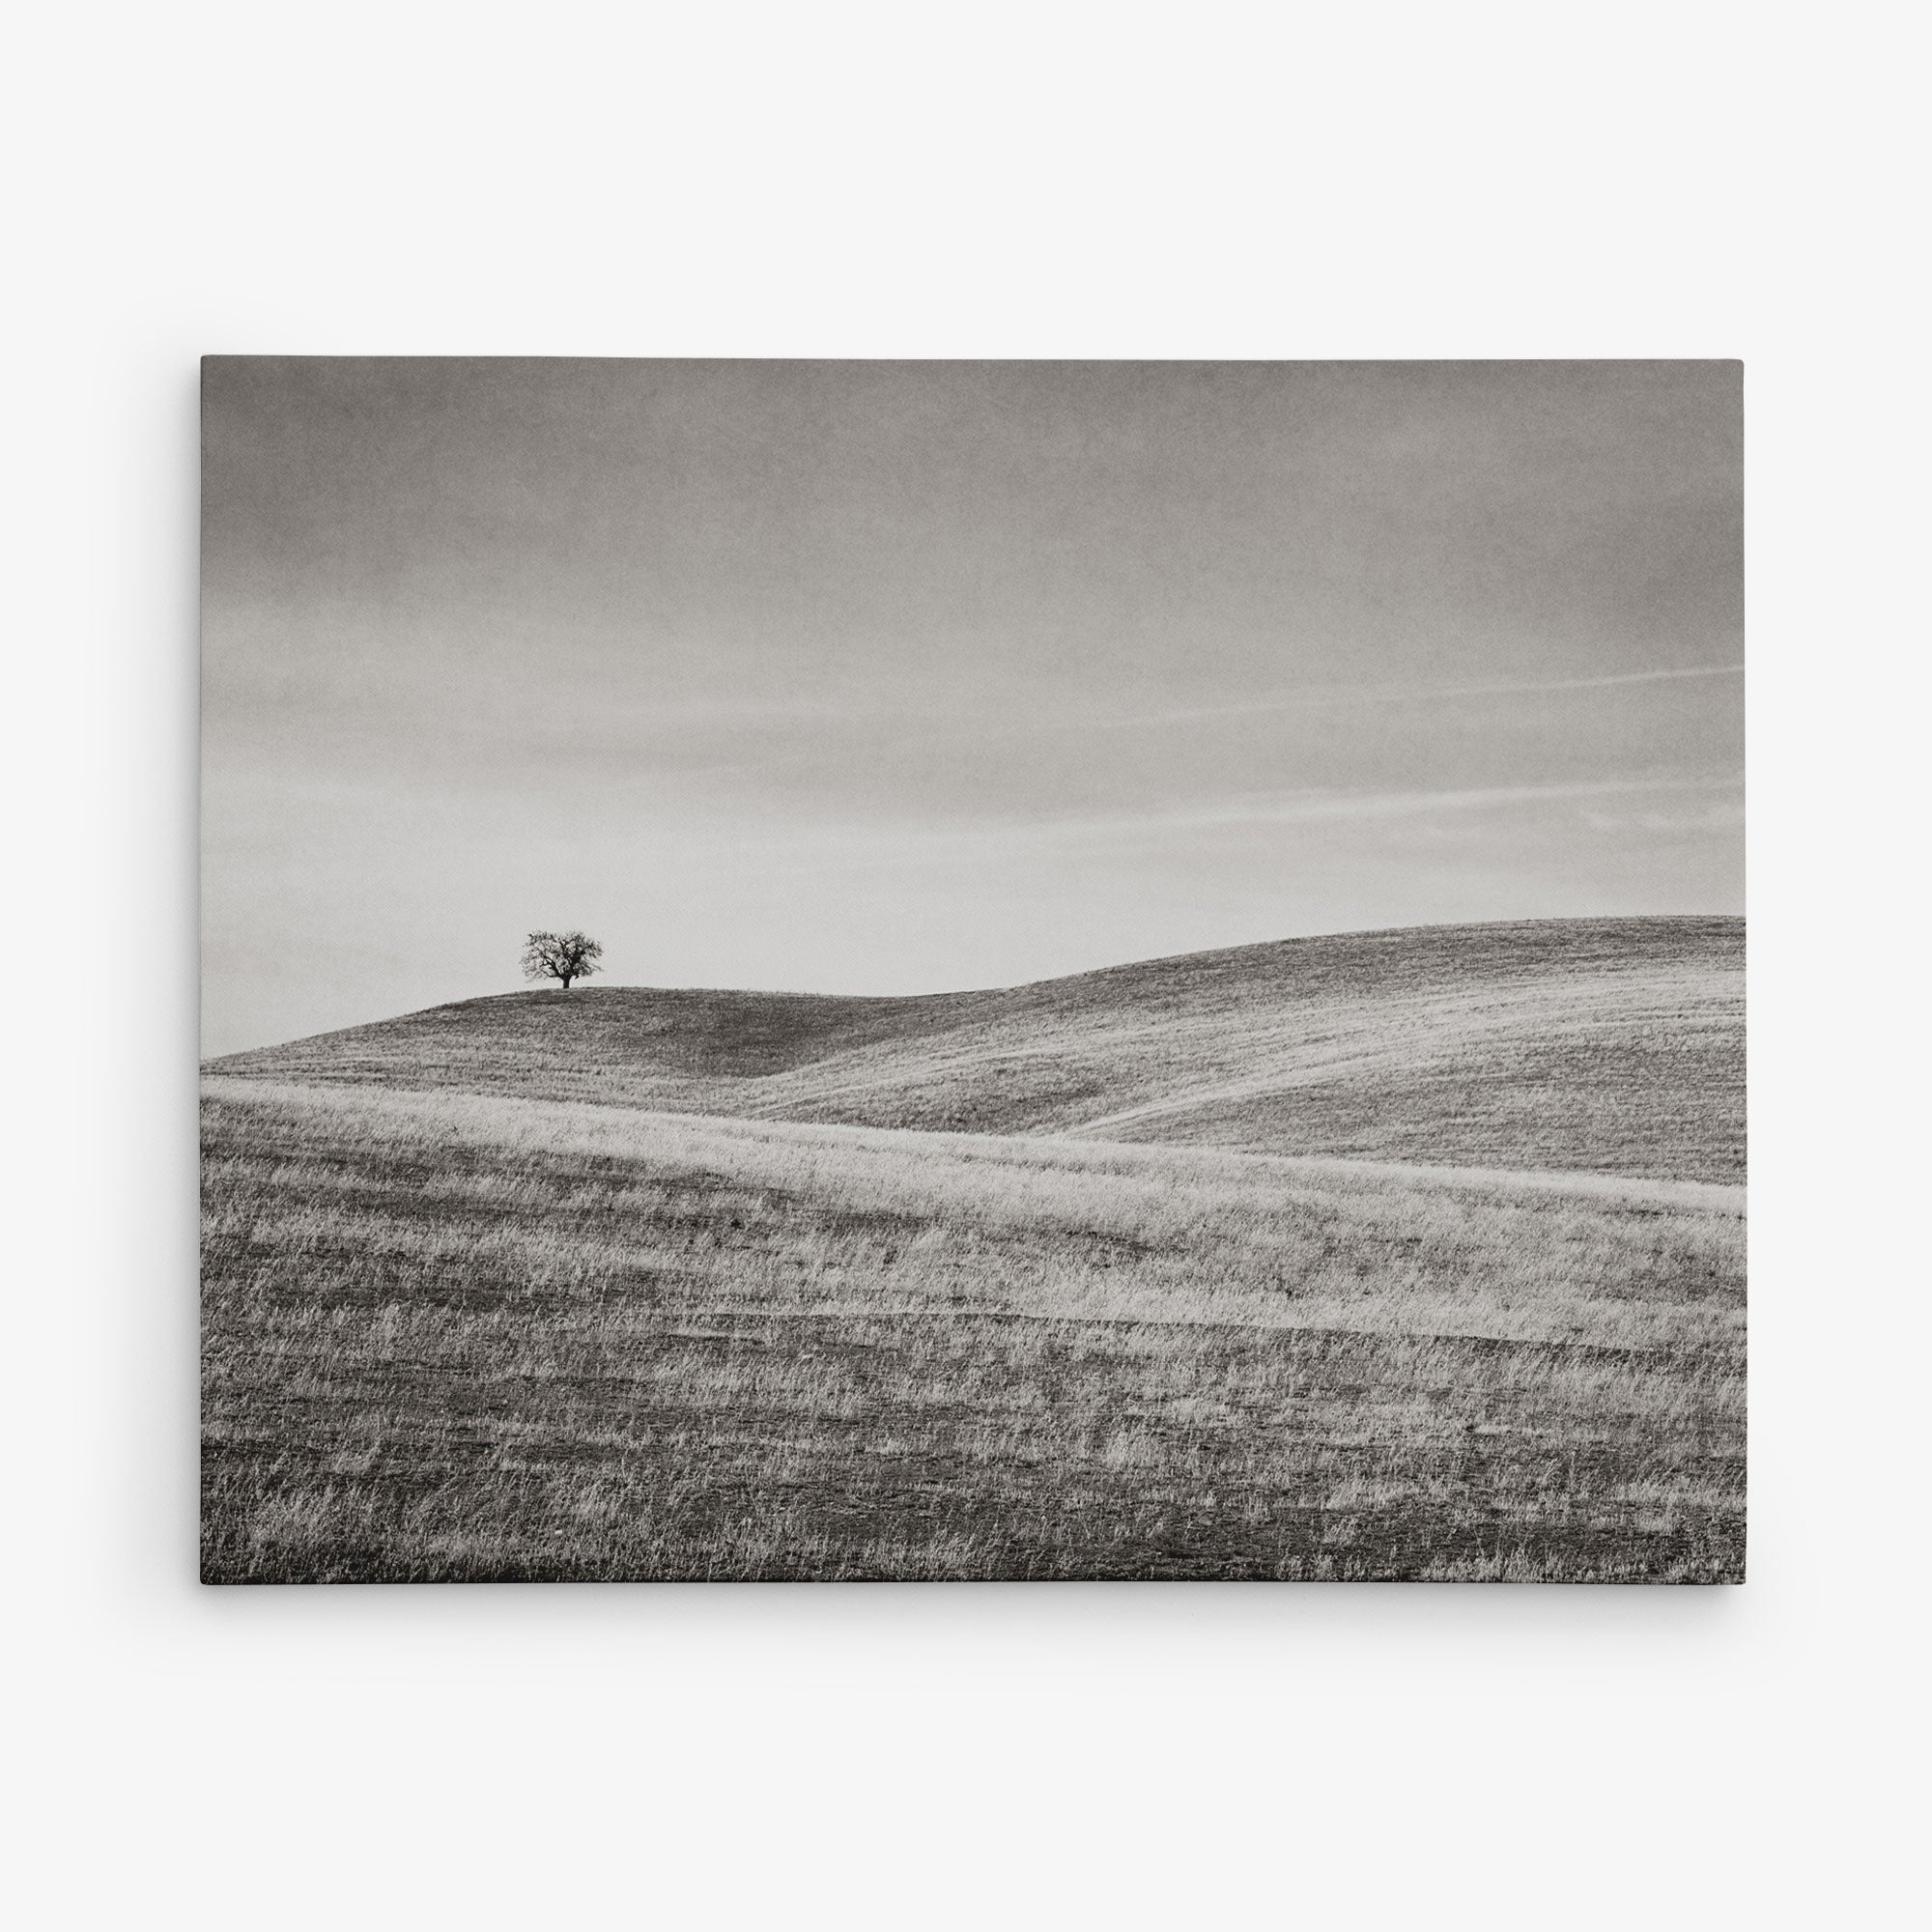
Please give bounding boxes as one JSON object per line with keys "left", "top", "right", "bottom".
{"left": 201, "top": 1065, "right": 1746, "bottom": 1583}
{"left": 211, "top": 916, "right": 1746, "bottom": 1181}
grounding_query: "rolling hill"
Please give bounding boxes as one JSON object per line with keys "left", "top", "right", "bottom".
{"left": 200, "top": 1075, "right": 1745, "bottom": 1582}
{"left": 208, "top": 915, "right": 1745, "bottom": 1181}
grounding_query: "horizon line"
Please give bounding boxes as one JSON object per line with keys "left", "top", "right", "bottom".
{"left": 205, "top": 908, "right": 1746, "bottom": 1060}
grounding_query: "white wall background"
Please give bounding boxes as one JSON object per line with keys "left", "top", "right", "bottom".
{"left": 4, "top": 3, "right": 1925, "bottom": 1925}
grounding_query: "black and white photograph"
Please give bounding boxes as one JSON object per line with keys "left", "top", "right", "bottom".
{"left": 201, "top": 356, "right": 1746, "bottom": 1583}
{"left": 16, "top": 4, "right": 1932, "bottom": 1925}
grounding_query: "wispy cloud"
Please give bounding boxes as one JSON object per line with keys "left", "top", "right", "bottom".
{"left": 1580, "top": 799, "right": 1747, "bottom": 835}
{"left": 654, "top": 772, "right": 1746, "bottom": 864}
{"left": 1040, "top": 662, "right": 1747, "bottom": 737}
{"left": 992, "top": 773, "right": 1744, "bottom": 847}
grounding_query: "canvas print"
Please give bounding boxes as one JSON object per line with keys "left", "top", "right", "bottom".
{"left": 200, "top": 358, "right": 1745, "bottom": 1583}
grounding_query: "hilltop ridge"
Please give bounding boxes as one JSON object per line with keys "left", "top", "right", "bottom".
{"left": 207, "top": 916, "right": 1745, "bottom": 1180}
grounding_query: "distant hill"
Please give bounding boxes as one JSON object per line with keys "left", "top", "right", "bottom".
{"left": 206, "top": 916, "right": 1745, "bottom": 1181}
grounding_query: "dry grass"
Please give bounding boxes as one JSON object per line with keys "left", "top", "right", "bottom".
{"left": 202, "top": 1077, "right": 1745, "bottom": 1583}
{"left": 209, "top": 917, "right": 1745, "bottom": 1180}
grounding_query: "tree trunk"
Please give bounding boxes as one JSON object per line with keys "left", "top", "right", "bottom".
{"left": 560, "top": 974, "right": 574, "bottom": 989}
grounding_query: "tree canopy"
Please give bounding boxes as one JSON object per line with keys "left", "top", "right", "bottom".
{"left": 522, "top": 930, "right": 603, "bottom": 990}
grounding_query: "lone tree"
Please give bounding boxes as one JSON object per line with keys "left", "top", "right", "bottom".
{"left": 522, "top": 929, "right": 604, "bottom": 990}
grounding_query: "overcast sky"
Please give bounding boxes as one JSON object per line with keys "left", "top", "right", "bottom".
{"left": 202, "top": 358, "right": 1743, "bottom": 1055}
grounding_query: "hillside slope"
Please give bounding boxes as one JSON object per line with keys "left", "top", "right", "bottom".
{"left": 208, "top": 916, "right": 1745, "bottom": 1180}
{"left": 201, "top": 1078, "right": 1746, "bottom": 1581}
